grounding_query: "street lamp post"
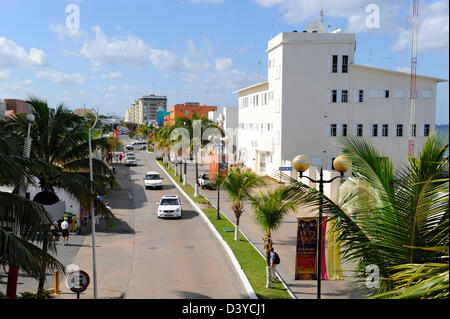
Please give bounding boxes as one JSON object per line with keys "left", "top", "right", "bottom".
{"left": 88, "top": 111, "right": 99, "bottom": 299}
{"left": 6, "top": 113, "right": 35, "bottom": 299}
{"left": 208, "top": 135, "right": 230, "bottom": 220}
{"left": 292, "top": 155, "right": 350, "bottom": 300}
{"left": 183, "top": 158, "right": 187, "bottom": 186}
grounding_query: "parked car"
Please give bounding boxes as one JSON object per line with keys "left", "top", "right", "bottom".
{"left": 125, "top": 154, "right": 137, "bottom": 166}
{"left": 198, "top": 173, "right": 214, "bottom": 189}
{"left": 125, "top": 151, "right": 135, "bottom": 157}
{"left": 157, "top": 195, "right": 182, "bottom": 218}
{"left": 144, "top": 171, "right": 163, "bottom": 190}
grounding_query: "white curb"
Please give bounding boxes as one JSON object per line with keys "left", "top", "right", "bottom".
{"left": 156, "top": 160, "right": 258, "bottom": 300}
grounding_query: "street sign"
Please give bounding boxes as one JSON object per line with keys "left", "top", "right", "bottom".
{"left": 279, "top": 167, "right": 293, "bottom": 171}
{"left": 67, "top": 270, "right": 90, "bottom": 299}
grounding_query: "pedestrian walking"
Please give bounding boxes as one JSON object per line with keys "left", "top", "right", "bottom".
{"left": 270, "top": 247, "right": 280, "bottom": 280}
{"left": 61, "top": 217, "right": 70, "bottom": 246}
{"left": 51, "top": 221, "right": 60, "bottom": 241}
{"left": 115, "top": 153, "right": 119, "bottom": 163}
{"left": 119, "top": 153, "right": 123, "bottom": 163}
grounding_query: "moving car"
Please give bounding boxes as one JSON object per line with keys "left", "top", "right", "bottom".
{"left": 157, "top": 195, "right": 182, "bottom": 218}
{"left": 125, "top": 154, "right": 137, "bottom": 166}
{"left": 125, "top": 141, "right": 147, "bottom": 151}
{"left": 198, "top": 173, "right": 214, "bottom": 189}
{"left": 144, "top": 171, "right": 163, "bottom": 190}
{"left": 125, "top": 151, "right": 135, "bottom": 157}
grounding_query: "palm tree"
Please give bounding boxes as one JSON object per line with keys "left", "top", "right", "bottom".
{"left": 154, "top": 125, "right": 174, "bottom": 163}
{"left": 0, "top": 123, "right": 65, "bottom": 297}
{"left": 282, "top": 134, "right": 448, "bottom": 297}
{"left": 249, "top": 188, "right": 298, "bottom": 288}
{"left": 218, "top": 167, "right": 266, "bottom": 241}
{"left": 3, "top": 97, "right": 117, "bottom": 222}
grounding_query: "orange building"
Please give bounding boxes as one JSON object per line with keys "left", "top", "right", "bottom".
{"left": 164, "top": 102, "right": 217, "bottom": 126}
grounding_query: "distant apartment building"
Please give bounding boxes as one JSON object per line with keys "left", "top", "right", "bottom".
{"left": 235, "top": 21, "right": 446, "bottom": 176}
{"left": 165, "top": 102, "right": 217, "bottom": 126}
{"left": 124, "top": 94, "right": 167, "bottom": 125}
{"left": 3, "top": 99, "right": 32, "bottom": 116}
{"left": 74, "top": 108, "right": 95, "bottom": 116}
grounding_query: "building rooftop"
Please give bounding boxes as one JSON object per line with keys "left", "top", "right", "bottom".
{"left": 351, "top": 64, "right": 447, "bottom": 83}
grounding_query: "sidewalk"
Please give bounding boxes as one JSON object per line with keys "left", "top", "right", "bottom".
{"left": 183, "top": 162, "right": 368, "bottom": 299}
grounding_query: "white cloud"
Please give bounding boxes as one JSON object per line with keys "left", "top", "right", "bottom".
{"left": 100, "top": 71, "right": 123, "bottom": 80}
{"left": 189, "top": 0, "right": 225, "bottom": 3}
{"left": 215, "top": 57, "right": 234, "bottom": 71}
{"left": 392, "top": 1, "right": 449, "bottom": 53}
{"left": 50, "top": 24, "right": 84, "bottom": 41}
{"left": 81, "top": 26, "right": 152, "bottom": 66}
{"left": 35, "top": 70, "right": 88, "bottom": 85}
{"left": 0, "top": 37, "right": 47, "bottom": 68}
{"left": 0, "top": 69, "right": 11, "bottom": 80}
{"left": 251, "top": 0, "right": 284, "bottom": 7}
{"left": 149, "top": 49, "right": 181, "bottom": 72}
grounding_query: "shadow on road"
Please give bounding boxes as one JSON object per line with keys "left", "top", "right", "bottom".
{"left": 175, "top": 291, "right": 212, "bottom": 299}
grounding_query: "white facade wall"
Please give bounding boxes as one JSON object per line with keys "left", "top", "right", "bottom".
{"left": 0, "top": 100, "right": 5, "bottom": 119}
{"left": 236, "top": 30, "right": 444, "bottom": 176}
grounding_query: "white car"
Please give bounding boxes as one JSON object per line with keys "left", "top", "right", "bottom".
{"left": 125, "top": 151, "right": 135, "bottom": 157}
{"left": 157, "top": 195, "right": 182, "bottom": 218}
{"left": 144, "top": 171, "right": 163, "bottom": 190}
{"left": 125, "top": 155, "right": 137, "bottom": 166}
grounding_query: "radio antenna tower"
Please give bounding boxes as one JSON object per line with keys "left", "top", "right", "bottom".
{"left": 320, "top": 0, "right": 324, "bottom": 23}
{"left": 408, "top": 0, "right": 419, "bottom": 157}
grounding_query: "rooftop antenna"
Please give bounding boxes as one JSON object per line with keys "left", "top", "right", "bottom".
{"left": 258, "top": 60, "right": 261, "bottom": 81}
{"left": 320, "top": 0, "right": 324, "bottom": 23}
{"left": 271, "top": 15, "right": 275, "bottom": 38}
{"left": 408, "top": 0, "right": 419, "bottom": 158}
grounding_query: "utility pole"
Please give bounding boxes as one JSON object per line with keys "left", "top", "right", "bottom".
{"left": 88, "top": 110, "right": 99, "bottom": 299}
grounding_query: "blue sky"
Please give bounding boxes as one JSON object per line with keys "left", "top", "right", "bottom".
{"left": 0, "top": 0, "right": 448, "bottom": 124}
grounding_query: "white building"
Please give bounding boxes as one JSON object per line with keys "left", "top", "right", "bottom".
{"left": 0, "top": 99, "right": 5, "bottom": 119}
{"left": 235, "top": 22, "right": 446, "bottom": 177}
{"left": 208, "top": 107, "right": 240, "bottom": 163}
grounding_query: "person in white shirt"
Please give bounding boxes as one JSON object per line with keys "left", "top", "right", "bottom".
{"left": 61, "top": 217, "right": 70, "bottom": 246}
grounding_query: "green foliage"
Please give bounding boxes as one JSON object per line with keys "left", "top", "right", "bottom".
{"left": 281, "top": 133, "right": 449, "bottom": 298}
{"left": 18, "top": 288, "right": 53, "bottom": 299}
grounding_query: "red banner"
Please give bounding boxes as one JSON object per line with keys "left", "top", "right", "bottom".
{"left": 295, "top": 218, "right": 318, "bottom": 280}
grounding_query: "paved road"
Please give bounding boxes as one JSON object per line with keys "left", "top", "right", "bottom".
{"left": 56, "top": 137, "right": 247, "bottom": 299}
{"left": 182, "top": 160, "right": 368, "bottom": 299}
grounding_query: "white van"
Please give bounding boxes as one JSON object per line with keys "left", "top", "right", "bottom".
{"left": 126, "top": 141, "right": 147, "bottom": 151}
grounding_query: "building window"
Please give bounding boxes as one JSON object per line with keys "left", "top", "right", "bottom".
{"left": 330, "top": 124, "right": 337, "bottom": 137}
{"left": 359, "top": 90, "right": 364, "bottom": 102}
{"left": 385, "top": 90, "right": 390, "bottom": 98}
{"left": 332, "top": 90, "right": 337, "bottom": 103}
{"left": 369, "top": 89, "right": 379, "bottom": 98}
{"left": 331, "top": 55, "right": 338, "bottom": 73}
{"left": 184, "top": 110, "right": 189, "bottom": 116}
{"left": 275, "top": 65, "right": 281, "bottom": 79}
{"left": 372, "top": 124, "right": 378, "bottom": 137}
{"left": 382, "top": 124, "right": 389, "bottom": 137}
{"left": 396, "top": 124, "right": 403, "bottom": 137}
{"left": 341, "top": 90, "right": 348, "bottom": 103}
{"left": 342, "top": 124, "right": 348, "bottom": 136}
{"left": 342, "top": 55, "right": 348, "bottom": 73}
{"left": 356, "top": 124, "right": 363, "bottom": 137}
{"left": 423, "top": 124, "right": 431, "bottom": 136}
